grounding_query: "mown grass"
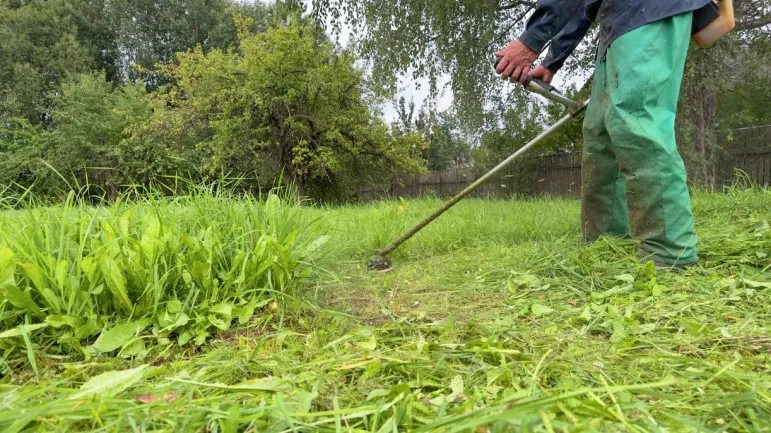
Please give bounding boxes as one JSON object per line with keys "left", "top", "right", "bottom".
{"left": 0, "top": 186, "right": 769, "bottom": 432}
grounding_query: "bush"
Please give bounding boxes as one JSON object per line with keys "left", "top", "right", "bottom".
{"left": 135, "top": 15, "right": 426, "bottom": 202}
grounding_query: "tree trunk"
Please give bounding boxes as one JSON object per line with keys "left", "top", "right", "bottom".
{"left": 281, "top": 151, "right": 306, "bottom": 198}
{"left": 109, "top": 182, "right": 119, "bottom": 202}
{"left": 677, "top": 50, "right": 720, "bottom": 189}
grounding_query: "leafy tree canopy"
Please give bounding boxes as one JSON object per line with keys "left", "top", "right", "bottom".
{"left": 303, "top": 0, "right": 770, "bottom": 120}
{"left": 137, "top": 15, "right": 426, "bottom": 201}
{"left": 0, "top": 0, "right": 96, "bottom": 123}
{"left": 301, "top": 0, "right": 595, "bottom": 126}
{"left": 0, "top": 0, "right": 270, "bottom": 124}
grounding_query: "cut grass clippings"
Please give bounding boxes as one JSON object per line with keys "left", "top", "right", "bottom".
{"left": 0, "top": 186, "right": 769, "bottom": 432}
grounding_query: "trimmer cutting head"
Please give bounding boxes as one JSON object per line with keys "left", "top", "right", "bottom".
{"left": 367, "top": 255, "right": 393, "bottom": 272}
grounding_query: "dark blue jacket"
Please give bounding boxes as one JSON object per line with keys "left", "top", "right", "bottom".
{"left": 517, "top": 0, "right": 712, "bottom": 72}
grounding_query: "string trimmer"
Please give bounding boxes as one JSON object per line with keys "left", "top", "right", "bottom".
{"left": 367, "top": 57, "right": 591, "bottom": 271}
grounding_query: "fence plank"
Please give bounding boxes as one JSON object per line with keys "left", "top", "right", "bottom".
{"left": 360, "top": 126, "right": 771, "bottom": 201}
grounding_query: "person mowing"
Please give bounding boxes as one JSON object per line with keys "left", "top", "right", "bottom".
{"left": 495, "top": 0, "right": 715, "bottom": 269}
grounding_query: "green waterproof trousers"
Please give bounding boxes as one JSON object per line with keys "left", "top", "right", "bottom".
{"left": 582, "top": 12, "right": 699, "bottom": 265}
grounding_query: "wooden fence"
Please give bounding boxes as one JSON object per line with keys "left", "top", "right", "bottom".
{"left": 360, "top": 125, "right": 771, "bottom": 201}
{"left": 716, "top": 125, "right": 771, "bottom": 186}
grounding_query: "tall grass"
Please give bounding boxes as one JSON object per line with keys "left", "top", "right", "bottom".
{"left": 0, "top": 186, "right": 327, "bottom": 357}
{"left": 306, "top": 196, "right": 580, "bottom": 261}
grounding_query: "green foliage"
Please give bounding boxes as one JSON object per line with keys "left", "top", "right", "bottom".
{"left": 3, "top": 1, "right": 418, "bottom": 203}
{"left": 0, "top": 0, "right": 95, "bottom": 123}
{"left": 0, "top": 0, "right": 272, "bottom": 122}
{"left": 309, "top": 1, "right": 769, "bottom": 127}
{"left": 677, "top": 29, "right": 771, "bottom": 185}
{"left": 473, "top": 98, "right": 543, "bottom": 171}
{"left": 47, "top": 72, "right": 167, "bottom": 194}
{"left": 720, "top": 76, "right": 771, "bottom": 129}
{"left": 393, "top": 98, "right": 471, "bottom": 172}
{"left": 423, "top": 112, "right": 471, "bottom": 172}
{"left": 305, "top": 1, "right": 599, "bottom": 128}
{"left": 109, "top": 0, "right": 271, "bottom": 87}
{"left": 717, "top": 35, "right": 771, "bottom": 129}
{"left": 3, "top": 0, "right": 769, "bottom": 199}
{"left": 306, "top": 0, "right": 593, "bottom": 169}
{"left": 473, "top": 90, "right": 582, "bottom": 174}
{"left": 306, "top": 0, "right": 544, "bottom": 126}
{"left": 0, "top": 189, "right": 324, "bottom": 357}
{"left": 142, "top": 16, "right": 426, "bottom": 201}
{"left": 0, "top": 119, "right": 48, "bottom": 189}
{"left": 308, "top": 0, "right": 771, "bottom": 190}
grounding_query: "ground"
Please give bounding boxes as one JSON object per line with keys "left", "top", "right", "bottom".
{"left": 0, "top": 188, "right": 769, "bottom": 432}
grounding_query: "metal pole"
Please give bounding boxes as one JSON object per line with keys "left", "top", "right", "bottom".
{"left": 375, "top": 99, "right": 589, "bottom": 258}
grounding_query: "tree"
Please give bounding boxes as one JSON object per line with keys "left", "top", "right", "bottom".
{"left": 423, "top": 112, "right": 471, "bottom": 172}
{"left": 303, "top": 0, "right": 585, "bottom": 126}
{"left": 391, "top": 97, "right": 473, "bottom": 171}
{"left": 717, "top": 41, "right": 771, "bottom": 130}
{"left": 0, "top": 0, "right": 113, "bottom": 193}
{"left": 138, "top": 16, "right": 426, "bottom": 201}
{"left": 393, "top": 97, "right": 423, "bottom": 135}
{"left": 109, "top": 0, "right": 271, "bottom": 87}
{"left": 394, "top": 99, "right": 471, "bottom": 171}
{"left": 0, "top": 0, "right": 95, "bottom": 124}
{"left": 47, "top": 72, "right": 162, "bottom": 198}
{"left": 0, "top": 0, "right": 284, "bottom": 196}
{"left": 473, "top": 90, "right": 546, "bottom": 171}
{"left": 0, "top": 0, "right": 272, "bottom": 124}
{"left": 678, "top": 7, "right": 771, "bottom": 187}
{"left": 66, "top": 0, "right": 122, "bottom": 84}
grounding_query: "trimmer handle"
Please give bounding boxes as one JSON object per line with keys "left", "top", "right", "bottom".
{"left": 524, "top": 77, "right": 556, "bottom": 93}
{"left": 494, "top": 55, "right": 552, "bottom": 89}
{"left": 493, "top": 55, "right": 578, "bottom": 109}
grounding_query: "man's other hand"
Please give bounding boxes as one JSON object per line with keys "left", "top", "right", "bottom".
{"left": 495, "top": 41, "right": 538, "bottom": 85}
{"left": 528, "top": 65, "right": 555, "bottom": 84}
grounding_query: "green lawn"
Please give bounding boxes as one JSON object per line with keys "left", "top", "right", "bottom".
{"left": 0, "top": 187, "right": 770, "bottom": 432}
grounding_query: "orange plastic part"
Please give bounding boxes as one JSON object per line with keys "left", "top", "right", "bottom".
{"left": 693, "top": 0, "right": 735, "bottom": 48}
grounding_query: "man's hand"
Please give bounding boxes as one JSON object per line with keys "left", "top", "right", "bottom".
{"left": 495, "top": 40, "right": 538, "bottom": 85}
{"left": 528, "top": 65, "right": 555, "bottom": 84}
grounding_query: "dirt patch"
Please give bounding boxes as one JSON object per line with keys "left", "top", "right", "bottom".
{"left": 318, "top": 285, "right": 384, "bottom": 323}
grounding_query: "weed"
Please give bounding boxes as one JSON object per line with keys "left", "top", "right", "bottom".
{"left": 0, "top": 188, "right": 327, "bottom": 359}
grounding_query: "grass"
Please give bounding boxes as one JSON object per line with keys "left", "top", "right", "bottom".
{"left": 0, "top": 186, "right": 769, "bottom": 432}
{"left": 0, "top": 189, "right": 322, "bottom": 359}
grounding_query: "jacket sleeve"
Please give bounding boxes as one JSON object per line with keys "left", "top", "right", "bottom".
{"left": 541, "top": 7, "right": 593, "bottom": 73}
{"left": 517, "top": 0, "right": 586, "bottom": 53}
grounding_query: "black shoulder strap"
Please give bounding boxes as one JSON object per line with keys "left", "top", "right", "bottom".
{"left": 692, "top": 2, "right": 719, "bottom": 35}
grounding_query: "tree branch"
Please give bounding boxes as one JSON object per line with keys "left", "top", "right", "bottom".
{"left": 736, "top": 12, "right": 771, "bottom": 31}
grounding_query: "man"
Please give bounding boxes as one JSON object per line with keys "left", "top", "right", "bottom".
{"left": 495, "top": 0, "right": 712, "bottom": 269}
